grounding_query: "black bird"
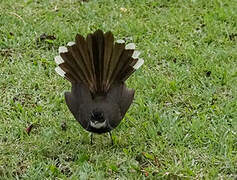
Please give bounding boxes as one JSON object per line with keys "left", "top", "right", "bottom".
{"left": 55, "top": 30, "right": 144, "bottom": 142}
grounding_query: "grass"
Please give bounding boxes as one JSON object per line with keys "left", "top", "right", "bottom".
{"left": 0, "top": 0, "right": 237, "bottom": 179}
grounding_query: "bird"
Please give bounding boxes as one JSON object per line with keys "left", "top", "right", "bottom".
{"left": 54, "top": 29, "right": 144, "bottom": 144}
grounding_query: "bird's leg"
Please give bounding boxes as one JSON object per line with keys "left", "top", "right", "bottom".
{"left": 90, "top": 133, "right": 93, "bottom": 145}
{"left": 109, "top": 132, "right": 113, "bottom": 145}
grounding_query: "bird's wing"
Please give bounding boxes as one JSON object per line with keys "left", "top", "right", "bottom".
{"left": 107, "top": 83, "right": 134, "bottom": 119}
{"left": 119, "top": 85, "right": 135, "bottom": 118}
{"left": 64, "top": 83, "right": 92, "bottom": 130}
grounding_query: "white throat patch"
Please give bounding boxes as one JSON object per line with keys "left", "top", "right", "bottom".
{"left": 90, "top": 121, "right": 106, "bottom": 129}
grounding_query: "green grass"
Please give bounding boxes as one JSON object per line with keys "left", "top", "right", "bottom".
{"left": 0, "top": 0, "right": 237, "bottom": 179}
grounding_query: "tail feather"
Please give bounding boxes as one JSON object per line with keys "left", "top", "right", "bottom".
{"left": 59, "top": 49, "right": 83, "bottom": 82}
{"left": 59, "top": 63, "right": 80, "bottom": 81}
{"left": 118, "top": 50, "right": 143, "bottom": 82}
{"left": 86, "top": 33, "right": 97, "bottom": 91}
{"left": 108, "top": 43, "right": 136, "bottom": 85}
{"left": 123, "top": 58, "right": 144, "bottom": 81}
{"left": 109, "top": 47, "right": 134, "bottom": 88}
{"left": 103, "top": 31, "right": 114, "bottom": 91}
{"left": 55, "top": 30, "right": 144, "bottom": 95}
{"left": 75, "top": 34, "right": 95, "bottom": 86}
{"left": 60, "top": 45, "right": 90, "bottom": 89}
{"left": 55, "top": 66, "right": 76, "bottom": 83}
{"left": 68, "top": 44, "right": 93, "bottom": 90}
{"left": 55, "top": 48, "right": 82, "bottom": 83}
{"left": 91, "top": 30, "right": 105, "bottom": 93}
{"left": 117, "top": 58, "right": 138, "bottom": 82}
{"left": 106, "top": 41, "right": 125, "bottom": 90}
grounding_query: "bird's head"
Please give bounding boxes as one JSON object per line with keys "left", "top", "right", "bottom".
{"left": 89, "top": 110, "right": 107, "bottom": 129}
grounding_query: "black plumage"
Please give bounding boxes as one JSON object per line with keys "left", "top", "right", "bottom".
{"left": 55, "top": 30, "right": 144, "bottom": 135}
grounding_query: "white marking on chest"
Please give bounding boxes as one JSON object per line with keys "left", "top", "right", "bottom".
{"left": 90, "top": 121, "right": 106, "bottom": 129}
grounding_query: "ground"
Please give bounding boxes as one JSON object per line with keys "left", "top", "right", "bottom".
{"left": 0, "top": 0, "right": 236, "bottom": 179}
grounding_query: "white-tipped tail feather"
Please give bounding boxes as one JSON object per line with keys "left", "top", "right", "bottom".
{"left": 132, "top": 51, "right": 140, "bottom": 59}
{"left": 67, "top": 41, "right": 75, "bottom": 46}
{"left": 116, "top": 39, "right": 125, "bottom": 44}
{"left": 125, "top": 43, "right": 135, "bottom": 50}
{"left": 59, "top": 46, "right": 68, "bottom": 53}
{"left": 133, "top": 58, "right": 144, "bottom": 69}
{"left": 54, "top": 55, "right": 64, "bottom": 65}
{"left": 55, "top": 66, "right": 65, "bottom": 77}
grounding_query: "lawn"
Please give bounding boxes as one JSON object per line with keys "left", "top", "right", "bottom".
{"left": 0, "top": 0, "right": 236, "bottom": 179}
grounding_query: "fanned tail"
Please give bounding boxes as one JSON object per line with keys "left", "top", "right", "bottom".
{"left": 55, "top": 29, "right": 144, "bottom": 95}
